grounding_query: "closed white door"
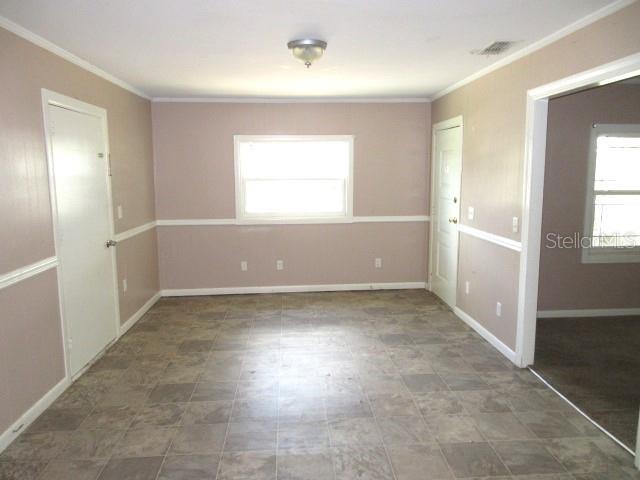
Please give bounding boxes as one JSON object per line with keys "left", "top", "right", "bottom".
{"left": 48, "top": 103, "right": 118, "bottom": 376}
{"left": 430, "top": 123, "right": 463, "bottom": 307}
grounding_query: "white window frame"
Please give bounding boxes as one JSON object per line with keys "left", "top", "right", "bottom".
{"left": 234, "top": 135, "right": 354, "bottom": 224}
{"left": 582, "top": 123, "right": 640, "bottom": 264}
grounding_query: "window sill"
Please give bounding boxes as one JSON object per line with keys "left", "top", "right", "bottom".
{"left": 581, "top": 248, "right": 640, "bottom": 264}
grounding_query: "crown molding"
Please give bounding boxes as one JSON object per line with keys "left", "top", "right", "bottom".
{"left": 152, "top": 97, "right": 431, "bottom": 103}
{"left": 432, "top": 0, "right": 637, "bottom": 101}
{"left": 0, "top": 15, "right": 150, "bottom": 100}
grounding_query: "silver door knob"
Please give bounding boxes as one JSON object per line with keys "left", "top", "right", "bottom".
{"left": 448, "top": 218, "right": 458, "bottom": 224}
{"left": 106, "top": 239, "right": 118, "bottom": 248}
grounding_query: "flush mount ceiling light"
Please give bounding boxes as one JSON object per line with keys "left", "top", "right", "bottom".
{"left": 287, "top": 39, "right": 327, "bottom": 68}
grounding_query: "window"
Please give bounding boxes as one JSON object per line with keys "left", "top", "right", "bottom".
{"left": 583, "top": 124, "right": 640, "bottom": 263}
{"left": 234, "top": 135, "right": 353, "bottom": 222}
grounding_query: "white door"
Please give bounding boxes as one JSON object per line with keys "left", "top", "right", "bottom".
{"left": 430, "top": 122, "right": 463, "bottom": 307}
{"left": 48, "top": 102, "right": 118, "bottom": 377}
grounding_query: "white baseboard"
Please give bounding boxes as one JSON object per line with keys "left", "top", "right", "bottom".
{"left": 0, "top": 377, "right": 69, "bottom": 453}
{"left": 537, "top": 307, "right": 640, "bottom": 318}
{"left": 119, "top": 292, "right": 162, "bottom": 335}
{"left": 453, "top": 306, "right": 518, "bottom": 365}
{"left": 161, "top": 282, "right": 427, "bottom": 297}
{"left": 0, "top": 291, "right": 162, "bottom": 454}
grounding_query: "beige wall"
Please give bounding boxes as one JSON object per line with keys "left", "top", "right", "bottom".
{"left": 538, "top": 82, "right": 640, "bottom": 311}
{"left": 0, "top": 27, "right": 158, "bottom": 435}
{"left": 153, "top": 102, "right": 430, "bottom": 289}
{"left": 433, "top": 1, "right": 640, "bottom": 349}
{"left": 0, "top": 271, "right": 65, "bottom": 435}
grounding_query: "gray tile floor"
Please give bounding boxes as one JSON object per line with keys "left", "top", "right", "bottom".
{"left": 1, "top": 290, "right": 639, "bottom": 479}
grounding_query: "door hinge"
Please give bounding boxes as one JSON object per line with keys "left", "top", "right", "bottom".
{"left": 100, "top": 153, "right": 112, "bottom": 176}
{"left": 67, "top": 338, "right": 73, "bottom": 350}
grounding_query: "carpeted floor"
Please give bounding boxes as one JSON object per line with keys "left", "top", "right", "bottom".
{"left": 534, "top": 315, "right": 640, "bottom": 451}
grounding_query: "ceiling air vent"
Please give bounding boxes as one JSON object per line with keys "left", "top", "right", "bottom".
{"left": 472, "top": 41, "right": 515, "bottom": 56}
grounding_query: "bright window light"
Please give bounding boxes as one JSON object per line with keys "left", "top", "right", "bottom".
{"left": 235, "top": 136, "right": 353, "bottom": 222}
{"left": 584, "top": 125, "right": 640, "bottom": 262}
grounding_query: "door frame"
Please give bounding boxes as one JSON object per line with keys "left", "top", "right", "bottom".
{"left": 514, "top": 54, "right": 640, "bottom": 467}
{"left": 41, "top": 89, "right": 121, "bottom": 380}
{"left": 429, "top": 115, "right": 463, "bottom": 306}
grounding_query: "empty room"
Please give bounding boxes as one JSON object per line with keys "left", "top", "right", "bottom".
{"left": 0, "top": 1, "right": 639, "bottom": 479}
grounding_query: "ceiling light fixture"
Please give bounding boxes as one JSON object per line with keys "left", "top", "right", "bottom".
{"left": 287, "top": 39, "right": 327, "bottom": 68}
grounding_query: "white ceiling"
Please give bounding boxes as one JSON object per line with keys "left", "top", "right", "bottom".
{"left": 0, "top": 0, "right": 622, "bottom": 99}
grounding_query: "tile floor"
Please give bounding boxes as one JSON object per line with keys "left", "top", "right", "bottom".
{"left": 1, "top": 290, "right": 639, "bottom": 480}
{"left": 534, "top": 316, "right": 640, "bottom": 450}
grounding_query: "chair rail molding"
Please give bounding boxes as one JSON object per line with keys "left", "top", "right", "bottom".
{"left": 0, "top": 257, "right": 58, "bottom": 290}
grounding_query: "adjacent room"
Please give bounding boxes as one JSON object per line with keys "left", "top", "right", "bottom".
{"left": 534, "top": 75, "right": 640, "bottom": 452}
{"left": 1, "top": 1, "right": 639, "bottom": 479}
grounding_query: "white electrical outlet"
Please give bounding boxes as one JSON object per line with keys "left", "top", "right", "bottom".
{"left": 122, "top": 278, "right": 128, "bottom": 293}
{"left": 468, "top": 207, "right": 475, "bottom": 221}
{"left": 496, "top": 302, "right": 502, "bottom": 317}
{"left": 465, "top": 281, "right": 470, "bottom": 295}
{"left": 240, "top": 261, "right": 248, "bottom": 272}
{"left": 117, "top": 205, "right": 123, "bottom": 219}
{"left": 276, "top": 260, "right": 284, "bottom": 271}
{"left": 512, "top": 216, "right": 519, "bottom": 233}
{"left": 375, "top": 258, "right": 382, "bottom": 269}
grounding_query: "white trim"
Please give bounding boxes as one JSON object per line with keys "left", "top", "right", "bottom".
{"left": 152, "top": 97, "right": 430, "bottom": 103}
{"left": 432, "top": 0, "right": 636, "bottom": 100}
{"left": 119, "top": 292, "right": 162, "bottom": 336}
{"left": 354, "top": 216, "right": 430, "bottom": 223}
{"left": 458, "top": 224, "right": 522, "bottom": 252}
{"left": 0, "top": 377, "right": 69, "bottom": 453}
{"left": 162, "top": 282, "right": 426, "bottom": 297}
{"left": 0, "top": 257, "right": 58, "bottom": 290}
{"left": 528, "top": 368, "right": 635, "bottom": 456}
{"left": 41, "top": 89, "right": 121, "bottom": 380}
{"left": 432, "top": 115, "right": 464, "bottom": 131}
{"left": 0, "top": 291, "right": 162, "bottom": 454}
{"left": 516, "top": 52, "right": 640, "bottom": 369}
{"left": 156, "top": 216, "right": 430, "bottom": 226}
{"left": 0, "top": 15, "right": 149, "bottom": 99}
{"left": 537, "top": 307, "right": 640, "bottom": 319}
{"left": 113, "top": 221, "right": 157, "bottom": 242}
{"left": 453, "top": 306, "right": 517, "bottom": 364}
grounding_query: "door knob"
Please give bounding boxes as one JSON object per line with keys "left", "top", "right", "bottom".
{"left": 448, "top": 217, "right": 458, "bottom": 224}
{"left": 106, "top": 239, "right": 118, "bottom": 248}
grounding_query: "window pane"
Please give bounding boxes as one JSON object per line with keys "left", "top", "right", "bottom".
{"left": 594, "top": 136, "right": 640, "bottom": 191}
{"left": 592, "top": 194, "right": 640, "bottom": 247}
{"left": 238, "top": 140, "right": 350, "bottom": 179}
{"left": 236, "top": 137, "right": 352, "bottom": 220}
{"left": 244, "top": 179, "right": 345, "bottom": 215}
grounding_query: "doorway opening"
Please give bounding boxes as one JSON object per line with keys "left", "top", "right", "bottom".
{"left": 515, "top": 53, "right": 640, "bottom": 465}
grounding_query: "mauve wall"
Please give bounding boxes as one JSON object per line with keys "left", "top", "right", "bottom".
{"left": 152, "top": 102, "right": 430, "bottom": 289}
{"left": 0, "top": 26, "right": 158, "bottom": 435}
{"left": 538, "top": 82, "right": 640, "bottom": 311}
{"left": 432, "top": 1, "right": 640, "bottom": 350}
